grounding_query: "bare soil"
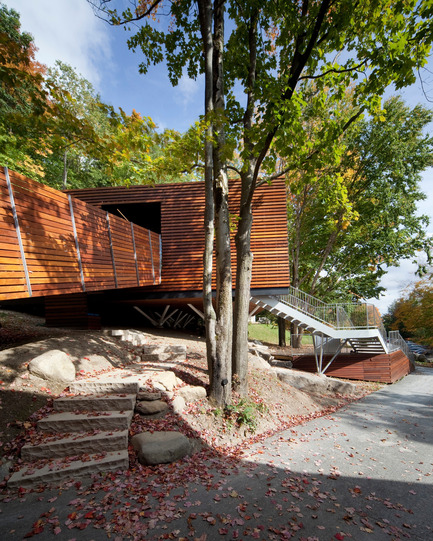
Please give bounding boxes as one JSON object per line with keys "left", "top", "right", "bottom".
{"left": 0, "top": 309, "right": 380, "bottom": 463}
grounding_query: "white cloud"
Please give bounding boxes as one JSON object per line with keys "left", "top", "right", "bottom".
{"left": 176, "top": 74, "right": 201, "bottom": 108}
{"left": 7, "top": 0, "right": 113, "bottom": 87}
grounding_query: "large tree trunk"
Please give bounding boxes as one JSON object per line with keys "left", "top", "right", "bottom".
{"left": 290, "top": 322, "right": 303, "bottom": 348}
{"left": 232, "top": 169, "right": 254, "bottom": 396}
{"left": 208, "top": 0, "right": 232, "bottom": 405}
{"left": 198, "top": 0, "right": 217, "bottom": 386}
{"left": 278, "top": 318, "right": 286, "bottom": 347}
{"left": 198, "top": 0, "right": 231, "bottom": 406}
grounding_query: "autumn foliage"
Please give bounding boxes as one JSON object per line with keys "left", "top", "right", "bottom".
{"left": 391, "top": 279, "right": 433, "bottom": 347}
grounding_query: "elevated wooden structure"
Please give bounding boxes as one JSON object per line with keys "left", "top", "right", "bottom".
{"left": 67, "top": 178, "right": 289, "bottom": 297}
{"left": 0, "top": 168, "right": 161, "bottom": 302}
{"left": 1, "top": 170, "right": 289, "bottom": 308}
{"left": 292, "top": 350, "right": 413, "bottom": 384}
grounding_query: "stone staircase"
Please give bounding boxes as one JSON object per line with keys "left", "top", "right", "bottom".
{"left": 8, "top": 382, "right": 138, "bottom": 489}
{"left": 6, "top": 336, "right": 190, "bottom": 489}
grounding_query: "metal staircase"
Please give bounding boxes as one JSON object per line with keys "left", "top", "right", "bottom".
{"left": 251, "top": 287, "right": 411, "bottom": 373}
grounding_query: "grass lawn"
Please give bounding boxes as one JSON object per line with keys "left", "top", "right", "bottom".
{"left": 248, "top": 323, "right": 313, "bottom": 346}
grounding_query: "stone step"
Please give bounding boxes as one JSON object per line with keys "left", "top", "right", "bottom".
{"left": 8, "top": 450, "right": 129, "bottom": 488}
{"left": 111, "top": 329, "right": 147, "bottom": 345}
{"left": 21, "top": 430, "right": 129, "bottom": 460}
{"left": 37, "top": 411, "right": 133, "bottom": 433}
{"left": 141, "top": 353, "right": 186, "bottom": 363}
{"left": 142, "top": 345, "right": 186, "bottom": 354}
{"left": 69, "top": 380, "right": 139, "bottom": 395}
{"left": 53, "top": 394, "right": 136, "bottom": 412}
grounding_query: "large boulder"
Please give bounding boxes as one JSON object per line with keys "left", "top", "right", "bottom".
{"left": 28, "top": 350, "right": 76, "bottom": 383}
{"left": 178, "top": 385, "right": 207, "bottom": 403}
{"left": 131, "top": 431, "right": 191, "bottom": 465}
{"left": 275, "top": 368, "right": 356, "bottom": 395}
{"left": 275, "top": 368, "right": 329, "bottom": 393}
{"left": 75, "top": 354, "right": 113, "bottom": 374}
{"left": 249, "top": 354, "right": 272, "bottom": 371}
{"left": 326, "top": 377, "right": 357, "bottom": 395}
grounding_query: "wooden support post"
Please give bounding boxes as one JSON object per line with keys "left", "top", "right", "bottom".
{"left": 133, "top": 305, "right": 158, "bottom": 326}
{"left": 187, "top": 303, "right": 204, "bottom": 320}
{"left": 173, "top": 312, "right": 188, "bottom": 328}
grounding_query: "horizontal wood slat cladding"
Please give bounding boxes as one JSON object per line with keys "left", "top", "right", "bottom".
{"left": 292, "top": 351, "right": 412, "bottom": 383}
{"left": 45, "top": 293, "right": 101, "bottom": 329}
{"left": 0, "top": 169, "right": 161, "bottom": 301}
{"left": 67, "top": 179, "right": 289, "bottom": 293}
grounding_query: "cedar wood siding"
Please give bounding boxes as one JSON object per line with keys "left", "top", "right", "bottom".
{"left": 0, "top": 168, "right": 160, "bottom": 301}
{"left": 292, "top": 350, "right": 413, "bottom": 384}
{"left": 67, "top": 179, "right": 290, "bottom": 295}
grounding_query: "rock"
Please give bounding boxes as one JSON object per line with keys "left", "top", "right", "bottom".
{"left": 249, "top": 355, "right": 272, "bottom": 371}
{"left": 178, "top": 385, "right": 207, "bottom": 403}
{"left": 417, "top": 354, "right": 428, "bottom": 363}
{"left": 275, "top": 369, "right": 356, "bottom": 396}
{"left": 135, "top": 400, "right": 169, "bottom": 417}
{"left": 153, "top": 371, "right": 178, "bottom": 391}
{"left": 272, "top": 360, "right": 293, "bottom": 369}
{"left": 249, "top": 342, "right": 274, "bottom": 363}
{"left": 137, "top": 391, "right": 162, "bottom": 401}
{"left": 131, "top": 431, "right": 191, "bottom": 465}
{"left": 0, "top": 459, "right": 12, "bottom": 481}
{"left": 171, "top": 395, "right": 186, "bottom": 414}
{"left": 326, "top": 378, "right": 357, "bottom": 395}
{"left": 75, "top": 354, "right": 113, "bottom": 374}
{"left": 28, "top": 350, "right": 76, "bottom": 383}
{"left": 275, "top": 368, "right": 329, "bottom": 393}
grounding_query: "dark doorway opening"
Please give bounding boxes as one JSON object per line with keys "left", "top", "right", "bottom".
{"left": 101, "top": 202, "right": 161, "bottom": 234}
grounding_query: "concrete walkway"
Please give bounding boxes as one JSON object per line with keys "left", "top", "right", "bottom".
{"left": 0, "top": 367, "right": 432, "bottom": 540}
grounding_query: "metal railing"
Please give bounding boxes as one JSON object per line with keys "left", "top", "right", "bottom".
{"left": 273, "top": 287, "right": 410, "bottom": 359}
{"left": 278, "top": 286, "right": 385, "bottom": 333}
{"left": 388, "top": 330, "right": 415, "bottom": 361}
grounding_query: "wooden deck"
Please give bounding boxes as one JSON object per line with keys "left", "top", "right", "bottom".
{"left": 292, "top": 350, "right": 413, "bottom": 384}
{"left": 0, "top": 168, "right": 161, "bottom": 301}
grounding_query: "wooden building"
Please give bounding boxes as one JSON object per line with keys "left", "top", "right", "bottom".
{"left": 1, "top": 168, "right": 289, "bottom": 327}
{"left": 67, "top": 178, "right": 290, "bottom": 299}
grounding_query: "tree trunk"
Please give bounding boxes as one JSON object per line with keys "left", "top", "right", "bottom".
{"left": 208, "top": 0, "right": 232, "bottom": 405}
{"left": 198, "top": 0, "right": 231, "bottom": 406}
{"left": 278, "top": 317, "right": 286, "bottom": 347}
{"left": 198, "top": 0, "right": 217, "bottom": 386}
{"left": 290, "top": 322, "right": 303, "bottom": 348}
{"left": 232, "top": 170, "right": 254, "bottom": 396}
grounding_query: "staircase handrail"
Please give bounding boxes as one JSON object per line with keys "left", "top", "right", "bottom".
{"left": 388, "top": 330, "right": 415, "bottom": 361}
{"left": 277, "top": 286, "right": 384, "bottom": 332}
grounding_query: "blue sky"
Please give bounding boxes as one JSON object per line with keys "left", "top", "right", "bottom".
{"left": 7, "top": 0, "right": 433, "bottom": 314}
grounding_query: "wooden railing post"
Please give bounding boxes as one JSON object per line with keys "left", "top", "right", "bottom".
{"left": 68, "top": 195, "right": 86, "bottom": 292}
{"left": 106, "top": 212, "right": 118, "bottom": 288}
{"left": 4, "top": 167, "right": 32, "bottom": 296}
{"left": 130, "top": 222, "right": 140, "bottom": 285}
{"left": 148, "top": 230, "right": 155, "bottom": 285}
